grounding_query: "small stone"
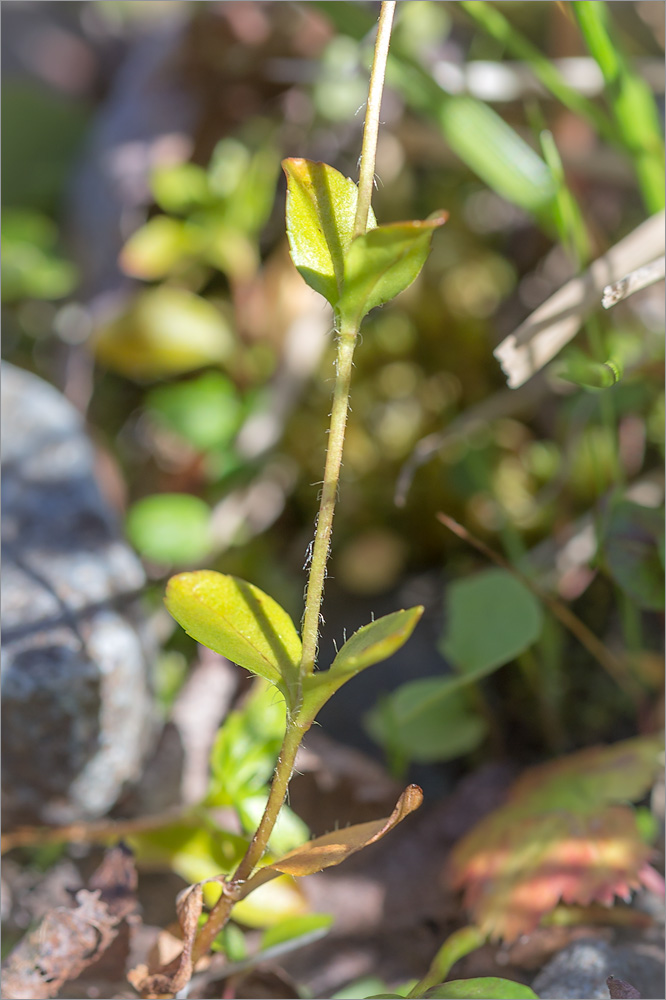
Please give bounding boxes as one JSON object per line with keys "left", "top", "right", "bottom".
{"left": 2, "top": 364, "right": 155, "bottom": 826}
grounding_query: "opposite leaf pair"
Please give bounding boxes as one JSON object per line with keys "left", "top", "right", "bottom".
{"left": 283, "top": 158, "right": 447, "bottom": 329}
{"left": 165, "top": 570, "right": 423, "bottom": 725}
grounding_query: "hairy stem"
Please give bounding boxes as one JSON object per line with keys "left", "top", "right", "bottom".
{"left": 191, "top": 0, "right": 397, "bottom": 975}
{"left": 354, "top": 1, "right": 396, "bottom": 238}
{"left": 299, "top": 327, "right": 356, "bottom": 673}
{"left": 193, "top": 720, "right": 305, "bottom": 961}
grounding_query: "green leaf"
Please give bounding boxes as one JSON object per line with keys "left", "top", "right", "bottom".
{"left": 1, "top": 208, "right": 77, "bottom": 302}
{"left": 423, "top": 978, "right": 538, "bottom": 1000}
{"left": 165, "top": 570, "right": 301, "bottom": 696}
{"left": 283, "top": 157, "right": 376, "bottom": 307}
{"left": 408, "top": 927, "right": 486, "bottom": 997}
{"left": 207, "top": 680, "right": 286, "bottom": 805}
{"left": 119, "top": 216, "right": 195, "bottom": 280}
{"left": 440, "top": 569, "right": 543, "bottom": 675}
{"left": 93, "top": 286, "right": 234, "bottom": 380}
{"left": 573, "top": 1, "right": 665, "bottom": 213}
{"left": 128, "top": 822, "right": 247, "bottom": 887}
{"left": 438, "top": 96, "right": 556, "bottom": 218}
{"left": 261, "top": 913, "right": 333, "bottom": 952}
{"left": 146, "top": 372, "right": 243, "bottom": 452}
{"left": 557, "top": 349, "right": 623, "bottom": 389}
{"left": 301, "top": 607, "right": 423, "bottom": 720}
{"left": 126, "top": 493, "right": 212, "bottom": 565}
{"left": 603, "top": 501, "right": 665, "bottom": 610}
{"left": 151, "top": 161, "right": 211, "bottom": 214}
{"left": 237, "top": 794, "right": 309, "bottom": 856}
{"left": 338, "top": 214, "right": 447, "bottom": 328}
{"left": 366, "top": 680, "right": 487, "bottom": 766}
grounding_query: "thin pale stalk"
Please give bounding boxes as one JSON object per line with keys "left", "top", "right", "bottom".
{"left": 354, "top": 1, "right": 396, "bottom": 238}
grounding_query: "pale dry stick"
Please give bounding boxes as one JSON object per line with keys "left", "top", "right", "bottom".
{"left": 193, "top": 2, "right": 397, "bottom": 968}
{"left": 602, "top": 255, "right": 665, "bottom": 308}
{"left": 1, "top": 807, "right": 189, "bottom": 855}
{"left": 437, "top": 512, "right": 643, "bottom": 702}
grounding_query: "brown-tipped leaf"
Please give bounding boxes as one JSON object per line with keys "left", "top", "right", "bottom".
{"left": 267, "top": 784, "right": 423, "bottom": 877}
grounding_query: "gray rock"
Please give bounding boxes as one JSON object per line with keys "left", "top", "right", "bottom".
{"left": 2, "top": 364, "right": 155, "bottom": 825}
{"left": 532, "top": 938, "right": 664, "bottom": 1000}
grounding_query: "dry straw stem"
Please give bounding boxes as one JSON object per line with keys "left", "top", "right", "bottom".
{"left": 602, "top": 255, "right": 665, "bottom": 308}
{"left": 495, "top": 211, "right": 665, "bottom": 388}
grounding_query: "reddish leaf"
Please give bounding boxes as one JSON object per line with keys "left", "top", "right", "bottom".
{"left": 449, "top": 736, "right": 663, "bottom": 941}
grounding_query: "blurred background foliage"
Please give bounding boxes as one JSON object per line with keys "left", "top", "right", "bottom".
{"left": 2, "top": 0, "right": 664, "bottom": 774}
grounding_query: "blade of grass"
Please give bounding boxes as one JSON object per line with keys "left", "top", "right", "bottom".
{"left": 459, "top": 0, "right": 618, "bottom": 146}
{"left": 572, "top": 0, "right": 665, "bottom": 213}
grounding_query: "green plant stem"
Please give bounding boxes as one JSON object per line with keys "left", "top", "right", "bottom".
{"left": 193, "top": 4, "right": 398, "bottom": 971}
{"left": 353, "top": 0, "right": 396, "bottom": 239}
{"left": 193, "top": 719, "right": 305, "bottom": 961}
{"left": 300, "top": 0, "right": 395, "bottom": 673}
{"left": 299, "top": 327, "right": 356, "bottom": 674}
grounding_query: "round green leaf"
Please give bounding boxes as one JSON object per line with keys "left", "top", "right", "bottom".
{"left": 146, "top": 371, "right": 243, "bottom": 452}
{"left": 366, "top": 679, "right": 487, "bottom": 765}
{"left": 440, "top": 569, "right": 543, "bottom": 675}
{"left": 165, "top": 570, "right": 301, "bottom": 694}
{"left": 127, "top": 493, "right": 212, "bottom": 565}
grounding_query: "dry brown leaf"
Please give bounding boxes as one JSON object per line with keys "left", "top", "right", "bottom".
{"left": 2, "top": 846, "right": 138, "bottom": 1000}
{"left": 267, "top": 784, "right": 423, "bottom": 877}
{"left": 129, "top": 882, "right": 204, "bottom": 1000}
{"left": 449, "top": 737, "right": 663, "bottom": 942}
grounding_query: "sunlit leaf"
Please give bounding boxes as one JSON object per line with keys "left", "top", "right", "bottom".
{"left": 119, "top": 216, "right": 195, "bottom": 279}
{"left": 423, "top": 978, "right": 538, "bottom": 999}
{"left": 93, "top": 286, "right": 234, "bottom": 380}
{"left": 338, "top": 214, "right": 447, "bottom": 328}
{"left": 261, "top": 913, "right": 334, "bottom": 951}
{"left": 603, "top": 501, "right": 665, "bottom": 610}
{"left": 128, "top": 823, "right": 247, "bottom": 887}
{"left": 438, "top": 96, "right": 556, "bottom": 217}
{"left": 265, "top": 785, "right": 423, "bottom": 877}
{"left": 302, "top": 607, "right": 423, "bottom": 718}
{"left": 126, "top": 493, "right": 212, "bottom": 565}
{"left": 440, "top": 569, "right": 543, "bottom": 675}
{"left": 165, "top": 571, "right": 301, "bottom": 697}
{"left": 449, "top": 735, "right": 664, "bottom": 941}
{"left": 283, "top": 157, "right": 375, "bottom": 307}
{"left": 231, "top": 874, "right": 307, "bottom": 928}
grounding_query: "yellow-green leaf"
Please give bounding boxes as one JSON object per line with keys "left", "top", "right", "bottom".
{"left": 301, "top": 607, "right": 423, "bottom": 721}
{"left": 338, "top": 213, "right": 447, "bottom": 328}
{"left": 165, "top": 571, "right": 301, "bottom": 698}
{"left": 283, "top": 157, "right": 375, "bottom": 307}
{"left": 93, "top": 286, "right": 233, "bottom": 380}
